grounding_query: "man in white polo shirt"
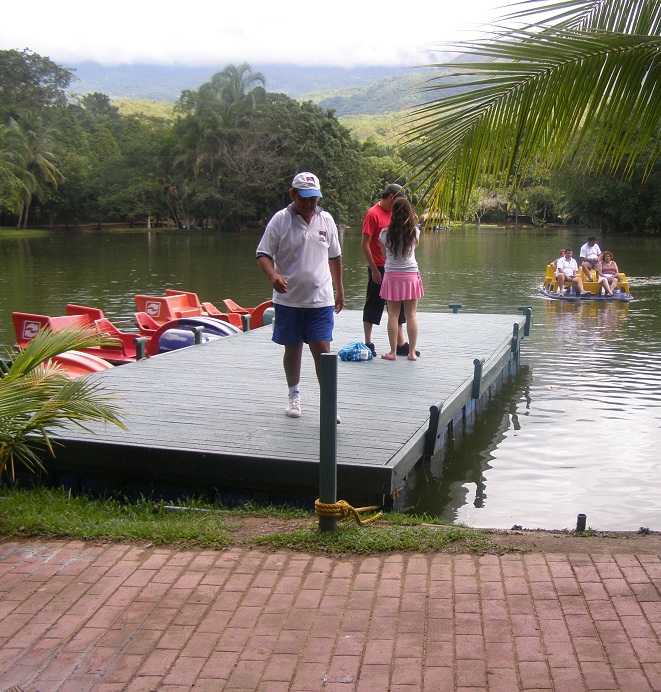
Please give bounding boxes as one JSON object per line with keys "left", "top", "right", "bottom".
{"left": 256, "top": 172, "right": 345, "bottom": 418}
{"left": 556, "top": 248, "right": 590, "bottom": 295}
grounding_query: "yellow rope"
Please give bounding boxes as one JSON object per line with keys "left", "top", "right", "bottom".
{"left": 315, "top": 499, "right": 383, "bottom": 525}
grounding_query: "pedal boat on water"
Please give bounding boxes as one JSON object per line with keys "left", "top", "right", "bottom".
{"left": 11, "top": 302, "right": 241, "bottom": 377}
{"left": 539, "top": 265, "right": 634, "bottom": 301}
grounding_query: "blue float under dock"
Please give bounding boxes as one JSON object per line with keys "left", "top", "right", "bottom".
{"left": 48, "top": 309, "right": 528, "bottom": 506}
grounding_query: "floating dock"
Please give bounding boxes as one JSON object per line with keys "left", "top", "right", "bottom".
{"left": 47, "top": 309, "right": 528, "bottom": 506}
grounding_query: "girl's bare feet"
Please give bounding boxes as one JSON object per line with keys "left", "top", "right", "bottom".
{"left": 407, "top": 353, "right": 418, "bottom": 361}
{"left": 381, "top": 353, "right": 396, "bottom": 361}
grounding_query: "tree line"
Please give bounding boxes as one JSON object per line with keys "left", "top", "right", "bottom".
{"left": 0, "top": 50, "right": 400, "bottom": 231}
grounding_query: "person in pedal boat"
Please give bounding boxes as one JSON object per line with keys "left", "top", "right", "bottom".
{"left": 556, "top": 248, "right": 590, "bottom": 295}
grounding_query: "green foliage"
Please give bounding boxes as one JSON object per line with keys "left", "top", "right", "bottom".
{"left": 552, "top": 163, "right": 661, "bottom": 232}
{"left": 0, "top": 55, "right": 385, "bottom": 230}
{"left": 0, "top": 113, "right": 64, "bottom": 228}
{"left": 170, "top": 89, "right": 374, "bottom": 227}
{"left": 0, "top": 161, "right": 23, "bottom": 215}
{"left": 0, "top": 49, "right": 75, "bottom": 122}
{"left": 254, "top": 96, "right": 375, "bottom": 224}
{"left": 40, "top": 93, "right": 172, "bottom": 227}
{"left": 339, "top": 112, "right": 407, "bottom": 154}
{"left": 111, "top": 98, "right": 176, "bottom": 122}
{"left": 0, "top": 326, "right": 126, "bottom": 479}
{"left": 467, "top": 188, "right": 509, "bottom": 225}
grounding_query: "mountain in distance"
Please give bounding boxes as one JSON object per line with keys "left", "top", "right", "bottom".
{"left": 67, "top": 59, "right": 459, "bottom": 116}
{"left": 68, "top": 62, "right": 407, "bottom": 102}
{"left": 303, "top": 68, "right": 470, "bottom": 116}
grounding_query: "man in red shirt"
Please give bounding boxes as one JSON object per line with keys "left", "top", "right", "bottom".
{"left": 361, "top": 183, "right": 417, "bottom": 357}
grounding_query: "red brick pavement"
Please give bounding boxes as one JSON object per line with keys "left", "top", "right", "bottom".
{"left": 1, "top": 540, "right": 660, "bottom": 691}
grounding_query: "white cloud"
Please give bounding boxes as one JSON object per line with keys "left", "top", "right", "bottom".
{"left": 1, "top": 0, "right": 502, "bottom": 67}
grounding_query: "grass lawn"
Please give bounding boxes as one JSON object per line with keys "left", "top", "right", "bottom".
{"left": 0, "top": 485, "right": 505, "bottom": 555}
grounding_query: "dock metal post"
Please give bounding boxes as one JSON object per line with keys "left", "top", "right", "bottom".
{"left": 448, "top": 303, "right": 463, "bottom": 313}
{"left": 241, "top": 314, "right": 251, "bottom": 332}
{"left": 511, "top": 323, "right": 521, "bottom": 354}
{"left": 133, "top": 336, "right": 148, "bottom": 360}
{"left": 425, "top": 403, "right": 442, "bottom": 459}
{"left": 517, "top": 305, "right": 533, "bottom": 336}
{"left": 191, "top": 325, "right": 205, "bottom": 344}
{"left": 319, "top": 352, "right": 338, "bottom": 532}
{"left": 471, "top": 358, "right": 484, "bottom": 400}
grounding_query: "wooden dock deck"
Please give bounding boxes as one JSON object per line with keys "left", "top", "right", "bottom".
{"left": 49, "top": 309, "right": 527, "bottom": 506}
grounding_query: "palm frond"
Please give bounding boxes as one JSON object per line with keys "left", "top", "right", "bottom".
{"left": 402, "top": 0, "right": 661, "bottom": 217}
{"left": 29, "top": 377, "right": 127, "bottom": 432}
{"left": 500, "top": 0, "right": 661, "bottom": 34}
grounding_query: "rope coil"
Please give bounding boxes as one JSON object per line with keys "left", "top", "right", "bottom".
{"left": 315, "top": 499, "right": 383, "bottom": 525}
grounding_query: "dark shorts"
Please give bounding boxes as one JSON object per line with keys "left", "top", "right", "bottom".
{"left": 362, "top": 266, "right": 405, "bottom": 326}
{"left": 272, "top": 304, "right": 334, "bottom": 345}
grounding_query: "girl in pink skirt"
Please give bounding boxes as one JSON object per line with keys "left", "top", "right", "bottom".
{"left": 378, "top": 197, "right": 424, "bottom": 361}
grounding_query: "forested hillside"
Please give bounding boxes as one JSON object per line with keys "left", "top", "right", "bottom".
{"left": 2, "top": 48, "right": 659, "bottom": 233}
{"left": 300, "top": 69, "right": 467, "bottom": 116}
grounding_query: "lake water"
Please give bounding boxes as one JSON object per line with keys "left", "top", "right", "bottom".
{"left": 1, "top": 225, "right": 660, "bottom": 531}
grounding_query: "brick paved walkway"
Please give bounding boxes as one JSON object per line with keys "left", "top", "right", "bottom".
{"left": 1, "top": 540, "right": 660, "bottom": 691}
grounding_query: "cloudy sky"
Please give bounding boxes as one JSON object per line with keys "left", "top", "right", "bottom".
{"left": 1, "top": 0, "right": 504, "bottom": 68}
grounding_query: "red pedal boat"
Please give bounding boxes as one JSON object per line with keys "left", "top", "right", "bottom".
{"left": 12, "top": 303, "right": 241, "bottom": 376}
{"left": 13, "top": 305, "right": 139, "bottom": 366}
{"left": 136, "top": 290, "right": 273, "bottom": 329}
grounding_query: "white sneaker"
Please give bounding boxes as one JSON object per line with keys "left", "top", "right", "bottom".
{"left": 285, "top": 394, "right": 301, "bottom": 418}
{"left": 336, "top": 414, "right": 341, "bottom": 425}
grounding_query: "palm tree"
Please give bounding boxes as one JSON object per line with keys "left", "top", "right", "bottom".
{"left": 403, "top": 0, "right": 661, "bottom": 218}
{"left": 2, "top": 113, "right": 63, "bottom": 228}
{"left": 169, "top": 64, "right": 267, "bottom": 227}
{"left": 18, "top": 113, "right": 64, "bottom": 227}
{"left": 0, "top": 122, "right": 28, "bottom": 217}
{"left": 0, "top": 326, "right": 126, "bottom": 480}
{"left": 197, "top": 63, "right": 266, "bottom": 130}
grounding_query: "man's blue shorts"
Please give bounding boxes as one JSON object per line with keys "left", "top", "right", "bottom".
{"left": 272, "top": 305, "right": 335, "bottom": 346}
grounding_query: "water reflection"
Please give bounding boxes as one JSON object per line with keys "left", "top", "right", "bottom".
{"left": 395, "top": 367, "right": 532, "bottom": 523}
{"left": 541, "top": 299, "right": 630, "bottom": 353}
